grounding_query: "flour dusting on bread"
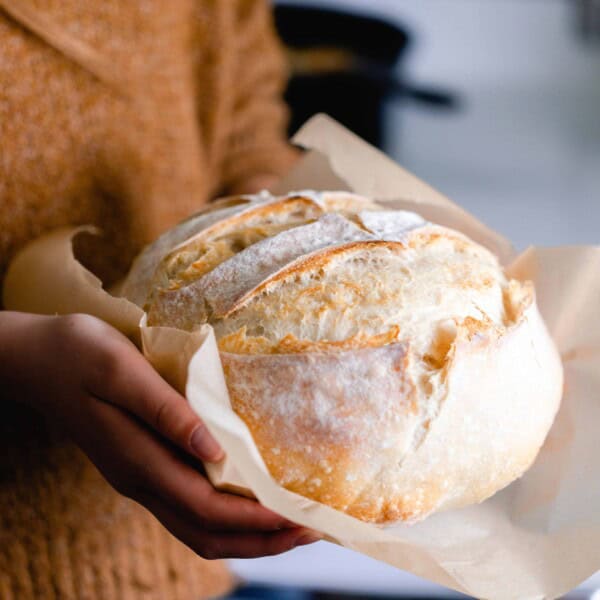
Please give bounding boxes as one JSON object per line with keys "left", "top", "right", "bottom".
{"left": 125, "top": 190, "right": 563, "bottom": 524}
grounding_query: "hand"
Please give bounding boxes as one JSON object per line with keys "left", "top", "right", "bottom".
{"left": 0, "top": 311, "right": 321, "bottom": 559}
{"left": 227, "top": 174, "right": 280, "bottom": 195}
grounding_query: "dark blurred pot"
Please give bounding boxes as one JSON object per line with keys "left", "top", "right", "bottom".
{"left": 274, "top": 4, "right": 458, "bottom": 149}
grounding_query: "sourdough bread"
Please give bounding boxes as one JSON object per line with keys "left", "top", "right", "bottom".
{"left": 124, "top": 191, "right": 563, "bottom": 523}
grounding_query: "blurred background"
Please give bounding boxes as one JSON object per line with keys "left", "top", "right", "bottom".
{"left": 225, "top": 0, "right": 600, "bottom": 598}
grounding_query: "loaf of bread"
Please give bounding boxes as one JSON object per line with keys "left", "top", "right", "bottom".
{"left": 122, "top": 191, "right": 563, "bottom": 524}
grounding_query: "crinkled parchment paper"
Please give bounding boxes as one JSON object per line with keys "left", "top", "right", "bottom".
{"left": 4, "top": 115, "right": 599, "bottom": 600}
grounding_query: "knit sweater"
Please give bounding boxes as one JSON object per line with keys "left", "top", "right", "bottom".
{"left": 0, "top": 1, "right": 297, "bottom": 598}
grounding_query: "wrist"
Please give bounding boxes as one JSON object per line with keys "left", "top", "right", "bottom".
{"left": 0, "top": 311, "right": 50, "bottom": 405}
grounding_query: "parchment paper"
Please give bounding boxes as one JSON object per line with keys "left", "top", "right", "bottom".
{"left": 4, "top": 115, "right": 599, "bottom": 600}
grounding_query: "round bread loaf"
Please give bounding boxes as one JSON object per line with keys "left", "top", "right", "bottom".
{"left": 123, "top": 191, "right": 563, "bottom": 524}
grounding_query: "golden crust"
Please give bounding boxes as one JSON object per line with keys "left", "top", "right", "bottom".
{"left": 222, "top": 342, "right": 420, "bottom": 524}
{"left": 218, "top": 325, "right": 402, "bottom": 354}
{"left": 140, "top": 191, "right": 562, "bottom": 525}
{"left": 223, "top": 298, "right": 560, "bottom": 524}
{"left": 154, "top": 196, "right": 324, "bottom": 289}
{"left": 221, "top": 240, "right": 405, "bottom": 318}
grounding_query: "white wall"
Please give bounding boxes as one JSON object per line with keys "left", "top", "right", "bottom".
{"left": 278, "top": 0, "right": 599, "bottom": 91}
{"left": 278, "top": 0, "right": 600, "bottom": 248}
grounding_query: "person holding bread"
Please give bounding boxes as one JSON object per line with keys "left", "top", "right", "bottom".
{"left": 0, "top": 2, "right": 318, "bottom": 599}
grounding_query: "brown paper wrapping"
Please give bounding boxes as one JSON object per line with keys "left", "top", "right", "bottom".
{"left": 4, "top": 115, "right": 599, "bottom": 600}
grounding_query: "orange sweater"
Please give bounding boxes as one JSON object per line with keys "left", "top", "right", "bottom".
{"left": 0, "top": 1, "right": 296, "bottom": 598}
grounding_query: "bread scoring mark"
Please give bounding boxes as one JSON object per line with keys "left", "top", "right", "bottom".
{"left": 147, "top": 214, "right": 375, "bottom": 328}
{"left": 148, "top": 192, "right": 385, "bottom": 304}
{"left": 503, "top": 279, "right": 535, "bottom": 325}
{"left": 156, "top": 196, "right": 325, "bottom": 289}
{"left": 120, "top": 195, "right": 255, "bottom": 306}
{"left": 218, "top": 324, "right": 402, "bottom": 354}
{"left": 216, "top": 232, "right": 507, "bottom": 354}
{"left": 223, "top": 240, "right": 408, "bottom": 318}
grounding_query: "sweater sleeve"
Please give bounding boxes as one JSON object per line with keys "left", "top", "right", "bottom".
{"left": 219, "top": 0, "right": 299, "bottom": 191}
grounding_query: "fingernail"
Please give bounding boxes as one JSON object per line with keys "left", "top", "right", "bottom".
{"left": 191, "top": 427, "right": 224, "bottom": 462}
{"left": 280, "top": 519, "right": 299, "bottom": 529}
{"left": 295, "top": 532, "right": 323, "bottom": 546}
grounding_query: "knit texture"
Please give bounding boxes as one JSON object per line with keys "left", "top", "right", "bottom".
{"left": 0, "top": 409, "right": 234, "bottom": 600}
{"left": 0, "top": 0, "right": 297, "bottom": 288}
{"left": 0, "top": 1, "right": 297, "bottom": 598}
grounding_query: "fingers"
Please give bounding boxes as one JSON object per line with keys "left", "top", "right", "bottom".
{"left": 81, "top": 395, "right": 293, "bottom": 532}
{"left": 65, "top": 315, "right": 301, "bottom": 535}
{"left": 199, "top": 527, "right": 322, "bottom": 560}
{"left": 141, "top": 492, "right": 322, "bottom": 560}
{"left": 84, "top": 328, "right": 224, "bottom": 463}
